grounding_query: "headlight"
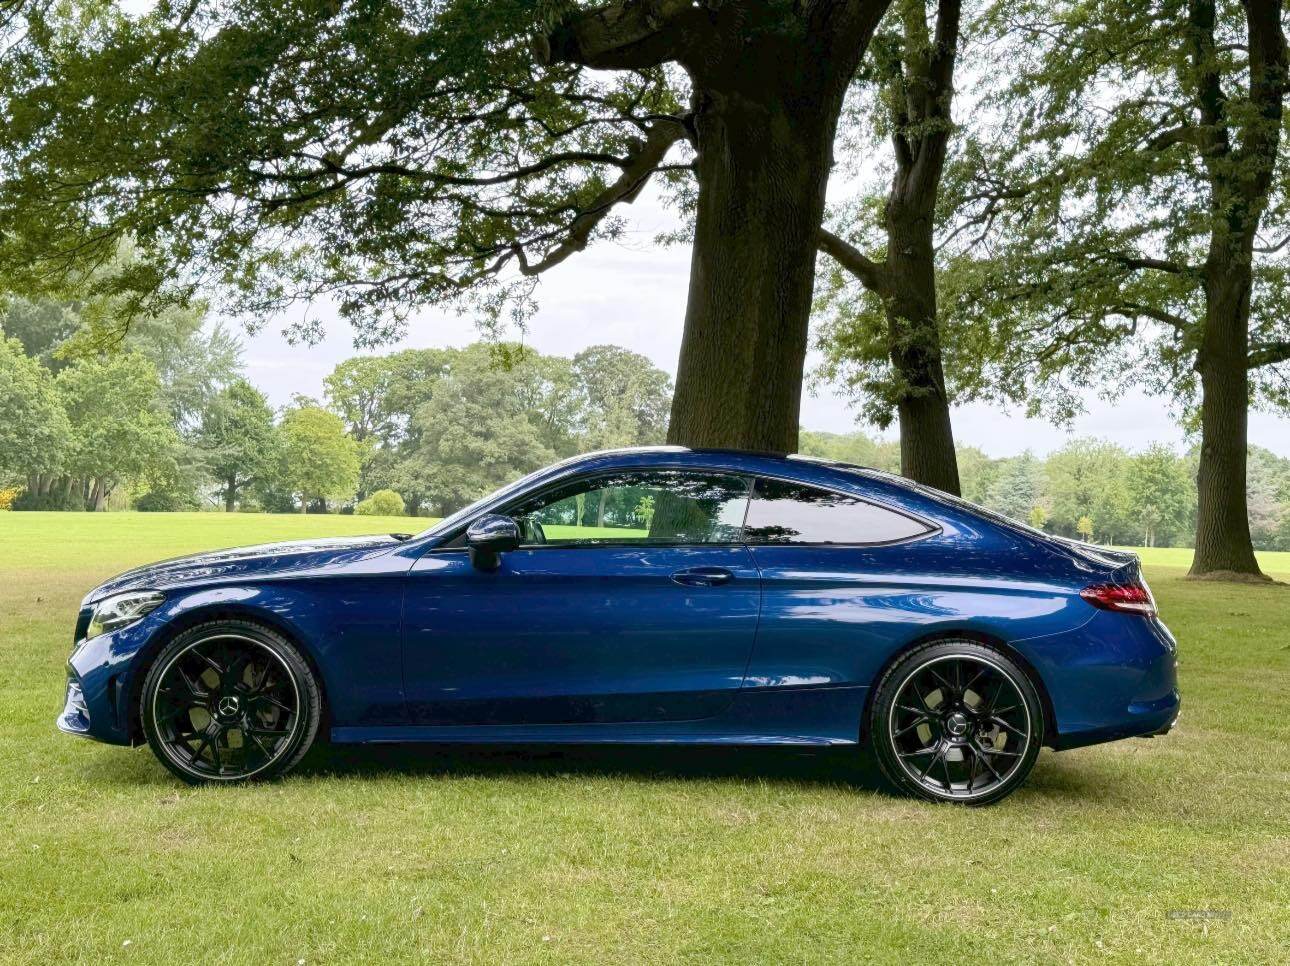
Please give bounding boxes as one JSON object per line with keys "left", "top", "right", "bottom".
{"left": 86, "top": 591, "right": 165, "bottom": 640}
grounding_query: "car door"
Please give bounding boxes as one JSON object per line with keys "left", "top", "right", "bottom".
{"left": 401, "top": 469, "right": 761, "bottom": 726}
{"left": 741, "top": 476, "right": 939, "bottom": 692}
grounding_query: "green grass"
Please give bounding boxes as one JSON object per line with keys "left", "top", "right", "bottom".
{"left": 0, "top": 513, "right": 1286, "bottom": 964}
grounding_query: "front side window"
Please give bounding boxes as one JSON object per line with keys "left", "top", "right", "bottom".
{"left": 508, "top": 471, "right": 751, "bottom": 546}
{"left": 743, "top": 478, "right": 932, "bottom": 545}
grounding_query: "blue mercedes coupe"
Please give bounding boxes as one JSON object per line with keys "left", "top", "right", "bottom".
{"left": 59, "top": 447, "right": 1179, "bottom": 803}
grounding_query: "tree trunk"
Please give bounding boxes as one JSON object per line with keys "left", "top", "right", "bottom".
{"left": 1190, "top": 260, "right": 1264, "bottom": 577}
{"left": 224, "top": 478, "right": 237, "bottom": 513}
{"left": 91, "top": 479, "right": 107, "bottom": 512}
{"left": 884, "top": 197, "right": 961, "bottom": 495}
{"left": 543, "top": 3, "right": 888, "bottom": 454}
{"left": 667, "top": 77, "right": 845, "bottom": 454}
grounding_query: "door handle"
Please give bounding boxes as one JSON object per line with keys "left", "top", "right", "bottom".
{"left": 670, "top": 566, "right": 734, "bottom": 587}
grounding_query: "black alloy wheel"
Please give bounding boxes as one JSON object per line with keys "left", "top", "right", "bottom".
{"left": 871, "top": 640, "right": 1044, "bottom": 805}
{"left": 140, "top": 620, "right": 321, "bottom": 784}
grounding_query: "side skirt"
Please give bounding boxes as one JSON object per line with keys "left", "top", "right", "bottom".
{"left": 332, "top": 685, "right": 869, "bottom": 747}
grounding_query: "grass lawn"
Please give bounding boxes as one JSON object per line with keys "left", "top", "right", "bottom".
{"left": 0, "top": 513, "right": 1286, "bottom": 964}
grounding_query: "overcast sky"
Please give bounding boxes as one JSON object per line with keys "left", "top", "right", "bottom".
{"left": 236, "top": 191, "right": 1290, "bottom": 460}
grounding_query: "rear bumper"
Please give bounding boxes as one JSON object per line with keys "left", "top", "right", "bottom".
{"left": 1014, "top": 610, "right": 1180, "bottom": 750}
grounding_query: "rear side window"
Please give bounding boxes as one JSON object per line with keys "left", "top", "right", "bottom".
{"left": 743, "top": 478, "right": 932, "bottom": 545}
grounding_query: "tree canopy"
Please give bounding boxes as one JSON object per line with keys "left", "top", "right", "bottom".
{"left": 0, "top": 0, "right": 896, "bottom": 453}
{"left": 946, "top": 0, "right": 1290, "bottom": 575}
{"left": 279, "top": 406, "right": 362, "bottom": 511}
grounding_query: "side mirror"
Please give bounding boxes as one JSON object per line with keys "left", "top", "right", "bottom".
{"left": 466, "top": 514, "right": 522, "bottom": 571}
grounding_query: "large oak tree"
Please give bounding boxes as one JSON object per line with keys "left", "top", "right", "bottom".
{"left": 957, "top": 0, "right": 1290, "bottom": 578}
{"left": 0, "top": 0, "right": 893, "bottom": 454}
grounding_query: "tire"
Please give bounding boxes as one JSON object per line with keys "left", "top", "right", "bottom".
{"left": 870, "top": 639, "right": 1044, "bottom": 806}
{"left": 140, "top": 619, "right": 322, "bottom": 785}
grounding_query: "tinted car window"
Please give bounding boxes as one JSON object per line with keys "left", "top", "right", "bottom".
{"left": 743, "top": 478, "right": 930, "bottom": 545}
{"left": 508, "top": 471, "right": 751, "bottom": 546}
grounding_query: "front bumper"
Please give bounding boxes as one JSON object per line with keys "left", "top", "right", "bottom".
{"left": 56, "top": 674, "right": 94, "bottom": 739}
{"left": 55, "top": 608, "right": 168, "bottom": 747}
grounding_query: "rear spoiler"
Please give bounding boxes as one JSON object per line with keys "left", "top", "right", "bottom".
{"left": 1045, "top": 535, "right": 1141, "bottom": 578}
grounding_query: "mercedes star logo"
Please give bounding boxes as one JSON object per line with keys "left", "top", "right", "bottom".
{"left": 217, "top": 695, "right": 240, "bottom": 717}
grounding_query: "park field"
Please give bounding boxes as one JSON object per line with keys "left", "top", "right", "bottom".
{"left": 0, "top": 512, "right": 1286, "bottom": 964}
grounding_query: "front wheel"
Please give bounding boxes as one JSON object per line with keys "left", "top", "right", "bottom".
{"left": 140, "top": 620, "right": 321, "bottom": 784}
{"left": 870, "top": 640, "right": 1044, "bottom": 805}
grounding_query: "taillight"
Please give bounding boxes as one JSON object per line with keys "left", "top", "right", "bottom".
{"left": 1080, "top": 582, "right": 1157, "bottom": 617}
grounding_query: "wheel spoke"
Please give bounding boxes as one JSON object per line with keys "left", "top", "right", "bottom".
{"left": 897, "top": 746, "right": 938, "bottom": 759}
{"left": 174, "top": 664, "right": 209, "bottom": 699}
{"left": 910, "top": 679, "right": 938, "bottom": 711}
{"left": 223, "top": 653, "right": 253, "bottom": 691}
{"left": 918, "top": 744, "right": 943, "bottom": 781}
{"left": 982, "top": 676, "right": 1008, "bottom": 715}
{"left": 989, "top": 716, "right": 1028, "bottom": 739}
{"left": 192, "top": 648, "right": 224, "bottom": 675}
{"left": 929, "top": 668, "right": 957, "bottom": 698}
{"left": 962, "top": 666, "right": 988, "bottom": 697}
{"left": 893, "top": 716, "right": 930, "bottom": 738}
{"left": 245, "top": 727, "right": 274, "bottom": 761}
{"left": 245, "top": 726, "right": 291, "bottom": 738}
{"left": 256, "top": 693, "right": 294, "bottom": 714}
{"left": 975, "top": 746, "right": 1003, "bottom": 782}
{"left": 976, "top": 742, "right": 1022, "bottom": 758}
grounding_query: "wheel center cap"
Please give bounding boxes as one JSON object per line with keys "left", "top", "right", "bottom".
{"left": 217, "top": 695, "right": 241, "bottom": 718}
{"left": 945, "top": 711, "right": 970, "bottom": 737}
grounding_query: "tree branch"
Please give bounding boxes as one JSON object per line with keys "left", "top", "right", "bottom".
{"left": 539, "top": 0, "right": 711, "bottom": 70}
{"left": 1145, "top": 124, "right": 1207, "bottom": 152}
{"left": 1106, "top": 252, "right": 1193, "bottom": 274}
{"left": 1247, "top": 339, "right": 1290, "bottom": 368}
{"left": 509, "top": 120, "right": 687, "bottom": 277}
{"left": 1108, "top": 302, "right": 1190, "bottom": 331}
{"left": 818, "top": 228, "right": 888, "bottom": 293}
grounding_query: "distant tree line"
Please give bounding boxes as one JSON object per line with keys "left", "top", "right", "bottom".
{"left": 800, "top": 431, "right": 1290, "bottom": 552}
{"left": 1, "top": 294, "right": 671, "bottom": 515}
{"left": 4, "top": 284, "right": 1287, "bottom": 549}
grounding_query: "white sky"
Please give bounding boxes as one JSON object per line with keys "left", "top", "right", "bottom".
{"left": 236, "top": 191, "right": 1290, "bottom": 461}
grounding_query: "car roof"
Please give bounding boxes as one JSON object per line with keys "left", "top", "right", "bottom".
{"left": 552, "top": 445, "right": 875, "bottom": 473}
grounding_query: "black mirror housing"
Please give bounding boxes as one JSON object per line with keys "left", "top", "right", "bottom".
{"left": 466, "top": 514, "right": 522, "bottom": 570}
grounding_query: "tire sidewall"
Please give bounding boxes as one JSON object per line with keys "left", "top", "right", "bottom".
{"left": 140, "top": 620, "right": 321, "bottom": 785}
{"left": 870, "top": 640, "right": 1044, "bottom": 806}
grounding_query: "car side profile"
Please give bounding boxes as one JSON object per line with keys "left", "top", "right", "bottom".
{"left": 59, "top": 447, "right": 1180, "bottom": 804}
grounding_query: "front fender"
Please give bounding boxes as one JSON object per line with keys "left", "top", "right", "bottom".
{"left": 66, "top": 579, "right": 407, "bottom": 745}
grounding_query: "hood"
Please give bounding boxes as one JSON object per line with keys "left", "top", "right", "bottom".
{"left": 82, "top": 534, "right": 403, "bottom": 605}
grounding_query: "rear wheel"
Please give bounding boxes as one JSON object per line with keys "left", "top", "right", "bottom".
{"left": 140, "top": 620, "right": 321, "bottom": 784}
{"left": 870, "top": 640, "right": 1043, "bottom": 805}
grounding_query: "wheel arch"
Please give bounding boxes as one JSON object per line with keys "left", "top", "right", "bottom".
{"left": 124, "top": 602, "right": 331, "bottom": 745}
{"left": 859, "top": 629, "right": 1057, "bottom": 748}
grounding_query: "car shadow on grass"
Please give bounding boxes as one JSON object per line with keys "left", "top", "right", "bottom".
{"left": 78, "top": 739, "right": 1110, "bottom": 805}
{"left": 291, "top": 741, "right": 895, "bottom": 795}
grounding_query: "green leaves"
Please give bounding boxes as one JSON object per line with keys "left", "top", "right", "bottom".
{"left": 0, "top": 0, "right": 689, "bottom": 343}
{"left": 279, "top": 405, "right": 361, "bottom": 506}
{"left": 0, "top": 336, "right": 71, "bottom": 483}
